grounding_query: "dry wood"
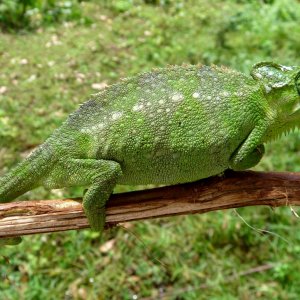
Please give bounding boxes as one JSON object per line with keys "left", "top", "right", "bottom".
{"left": 1, "top": 170, "right": 300, "bottom": 238}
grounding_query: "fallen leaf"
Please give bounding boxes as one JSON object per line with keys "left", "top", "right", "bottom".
{"left": 99, "top": 239, "right": 115, "bottom": 253}
{"left": 47, "top": 61, "right": 55, "bottom": 67}
{"left": 99, "top": 15, "right": 108, "bottom": 21}
{"left": 20, "top": 58, "right": 28, "bottom": 65}
{"left": 0, "top": 86, "right": 7, "bottom": 94}
{"left": 27, "top": 74, "right": 37, "bottom": 82}
{"left": 91, "top": 82, "right": 108, "bottom": 90}
{"left": 46, "top": 35, "right": 62, "bottom": 47}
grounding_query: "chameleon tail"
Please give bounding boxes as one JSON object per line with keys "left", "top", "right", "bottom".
{"left": 0, "top": 143, "right": 55, "bottom": 202}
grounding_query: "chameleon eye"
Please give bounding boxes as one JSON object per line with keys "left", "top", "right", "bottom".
{"left": 295, "top": 72, "right": 300, "bottom": 96}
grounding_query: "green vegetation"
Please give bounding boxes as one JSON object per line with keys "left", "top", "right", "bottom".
{"left": 1, "top": 0, "right": 300, "bottom": 299}
{"left": 0, "top": 0, "right": 89, "bottom": 31}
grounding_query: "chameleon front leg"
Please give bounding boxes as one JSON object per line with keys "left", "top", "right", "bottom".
{"left": 45, "top": 159, "right": 122, "bottom": 233}
{"left": 230, "top": 144, "right": 265, "bottom": 171}
{"left": 0, "top": 237, "right": 22, "bottom": 246}
{"left": 229, "top": 125, "right": 266, "bottom": 171}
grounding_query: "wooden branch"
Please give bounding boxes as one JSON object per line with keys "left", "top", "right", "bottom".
{"left": 1, "top": 170, "right": 300, "bottom": 238}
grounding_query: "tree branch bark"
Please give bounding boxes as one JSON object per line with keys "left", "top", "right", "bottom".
{"left": 1, "top": 170, "right": 300, "bottom": 238}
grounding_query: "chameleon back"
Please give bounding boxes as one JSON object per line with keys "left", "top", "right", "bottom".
{"left": 58, "top": 65, "right": 266, "bottom": 185}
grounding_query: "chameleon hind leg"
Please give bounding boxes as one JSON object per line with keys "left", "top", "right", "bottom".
{"left": 45, "top": 159, "right": 122, "bottom": 233}
{"left": 82, "top": 160, "right": 122, "bottom": 233}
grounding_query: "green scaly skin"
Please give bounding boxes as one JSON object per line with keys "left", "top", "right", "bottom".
{"left": 1, "top": 62, "right": 300, "bottom": 242}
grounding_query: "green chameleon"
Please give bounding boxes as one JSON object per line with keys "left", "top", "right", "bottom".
{"left": 1, "top": 61, "right": 300, "bottom": 244}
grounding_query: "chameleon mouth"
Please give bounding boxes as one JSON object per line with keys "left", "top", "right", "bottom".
{"left": 295, "top": 71, "right": 300, "bottom": 96}
{"left": 290, "top": 102, "right": 300, "bottom": 116}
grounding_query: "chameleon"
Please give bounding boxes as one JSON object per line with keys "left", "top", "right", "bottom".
{"left": 0, "top": 61, "right": 300, "bottom": 243}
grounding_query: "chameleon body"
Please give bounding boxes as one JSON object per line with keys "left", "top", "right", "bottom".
{"left": 1, "top": 62, "right": 300, "bottom": 235}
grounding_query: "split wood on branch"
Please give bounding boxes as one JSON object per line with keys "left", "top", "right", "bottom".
{"left": 1, "top": 170, "right": 300, "bottom": 238}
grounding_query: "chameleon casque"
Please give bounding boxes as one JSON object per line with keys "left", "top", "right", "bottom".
{"left": 1, "top": 62, "right": 300, "bottom": 238}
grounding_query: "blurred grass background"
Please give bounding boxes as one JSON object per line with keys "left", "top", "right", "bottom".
{"left": 1, "top": 0, "right": 300, "bottom": 299}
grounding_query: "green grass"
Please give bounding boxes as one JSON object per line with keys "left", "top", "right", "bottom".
{"left": 1, "top": 0, "right": 300, "bottom": 299}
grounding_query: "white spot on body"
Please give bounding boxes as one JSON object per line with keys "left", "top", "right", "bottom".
{"left": 132, "top": 104, "right": 144, "bottom": 112}
{"left": 132, "top": 104, "right": 139, "bottom": 111}
{"left": 265, "top": 85, "right": 272, "bottom": 93}
{"left": 111, "top": 111, "right": 123, "bottom": 121}
{"left": 159, "top": 99, "right": 164, "bottom": 105}
{"left": 280, "top": 65, "right": 293, "bottom": 71}
{"left": 192, "top": 92, "right": 200, "bottom": 98}
{"left": 171, "top": 93, "right": 184, "bottom": 102}
{"left": 103, "top": 144, "right": 109, "bottom": 155}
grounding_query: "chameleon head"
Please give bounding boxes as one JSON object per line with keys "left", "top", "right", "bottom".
{"left": 251, "top": 62, "right": 300, "bottom": 139}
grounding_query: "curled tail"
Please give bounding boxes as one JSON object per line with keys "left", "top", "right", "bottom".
{"left": 0, "top": 143, "right": 55, "bottom": 202}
